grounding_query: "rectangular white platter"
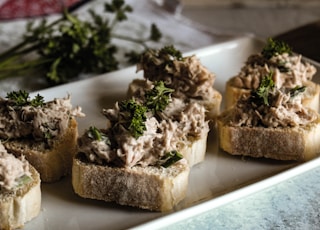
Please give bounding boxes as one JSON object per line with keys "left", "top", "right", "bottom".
{"left": 25, "top": 36, "right": 320, "bottom": 230}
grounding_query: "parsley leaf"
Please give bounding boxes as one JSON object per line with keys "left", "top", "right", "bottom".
{"left": 261, "top": 38, "right": 292, "bottom": 59}
{"left": 119, "top": 99, "right": 147, "bottom": 138}
{"left": 255, "top": 72, "right": 275, "bottom": 106}
{"left": 145, "top": 81, "right": 174, "bottom": 113}
{"left": 6, "top": 90, "right": 44, "bottom": 107}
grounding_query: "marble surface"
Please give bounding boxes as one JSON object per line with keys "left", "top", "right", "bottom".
{"left": 158, "top": 5, "right": 320, "bottom": 230}
{"left": 162, "top": 166, "right": 320, "bottom": 229}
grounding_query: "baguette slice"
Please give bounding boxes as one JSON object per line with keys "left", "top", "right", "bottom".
{"left": 4, "top": 118, "right": 78, "bottom": 182}
{"left": 225, "top": 79, "right": 320, "bottom": 111}
{"left": 0, "top": 165, "right": 41, "bottom": 230}
{"left": 72, "top": 154, "right": 189, "bottom": 212}
{"left": 218, "top": 113, "right": 320, "bottom": 161}
{"left": 127, "top": 79, "right": 222, "bottom": 121}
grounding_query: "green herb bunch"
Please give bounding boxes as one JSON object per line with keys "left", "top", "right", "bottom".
{"left": 0, "top": 0, "right": 162, "bottom": 85}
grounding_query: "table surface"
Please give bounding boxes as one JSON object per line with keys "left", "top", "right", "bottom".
{"left": 162, "top": 5, "right": 320, "bottom": 230}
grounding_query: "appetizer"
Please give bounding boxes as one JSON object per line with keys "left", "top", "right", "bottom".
{"left": 0, "top": 90, "right": 85, "bottom": 182}
{"left": 128, "top": 45, "right": 222, "bottom": 122}
{"left": 225, "top": 38, "right": 320, "bottom": 111}
{"left": 0, "top": 142, "right": 41, "bottom": 230}
{"left": 218, "top": 74, "right": 320, "bottom": 161}
{"left": 72, "top": 80, "right": 209, "bottom": 211}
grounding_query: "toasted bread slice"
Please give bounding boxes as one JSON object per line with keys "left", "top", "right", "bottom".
{"left": 0, "top": 165, "right": 41, "bottom": 230}
{"left": 4, "top": 118, "right": 78, "bottom": 182}
{"left": 217, "top": 113, "right": 320, "bottom": 161}
{"left": 225, "top": 79, "right": 320, "bottom": 111}
{"left": 72, "top": 154, "right": 189, "bottom": 212}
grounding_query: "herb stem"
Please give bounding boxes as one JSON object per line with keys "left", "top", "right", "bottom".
{"left": 111, "top": 33, "right": 149, "bottom": 49}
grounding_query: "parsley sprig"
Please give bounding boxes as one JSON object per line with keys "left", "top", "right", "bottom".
{"left": 6, "top": 90, "right": 44, "bottom": 107}
{"left": 118, "top": 99, "right": 148, "bottom": 138}
{"left": 261, "top": 38, "right": 292, "bottom": 59}
{"left": 255, "top": 72, "right": 275, "bottom": 106}
{"left": 0, "top": 0, "right": 162, "bottom": 85}
{"left": 145, "top": 81, "right": 174, "bottom": 113}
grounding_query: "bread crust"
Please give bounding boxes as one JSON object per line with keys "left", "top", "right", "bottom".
{"left": 4, "top": 118, "right": 78, "bottom": 182}
{"left": 218, "top": 115, "right": 320, "bottom": 161}
{"left": 225, "top": 79, "right": 320, "bottom": 111}
{"left": 0, "top": 165, "right": 41, "bottom": 230}
{"left": 72, "top": 154, "right": 189, "bottom": 212}
{"left": 182, "top": 135, "right": 208, "bottom": 167}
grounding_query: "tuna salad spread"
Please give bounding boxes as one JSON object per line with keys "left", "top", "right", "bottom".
{"left": 78, "top": 80, "right": 209, "bottom": 168}
{"left": 226, "top": 75, "right": 318, "bottom": 128}
{"left": 0, "top": 143, "right": 31, "bottom": 192}
{"left": 229, "top": 38, "right": 316, "bottom": 90}
{"left": 137, "top": 45, "right": 217, "bottom": 102}
{"left": 0, "top": 90, "right": 84, "bottom": 147}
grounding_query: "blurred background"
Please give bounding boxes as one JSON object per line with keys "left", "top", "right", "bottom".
{"left": 181, "top": 0, "right": 320, "bottom": 38}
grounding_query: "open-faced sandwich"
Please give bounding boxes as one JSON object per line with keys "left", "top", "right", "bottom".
{"left": 127, "top": 45, "right": 222, "bottom": 122}
{"left": 72, "top": 80, "right": 209, "bottom": 211}
{"left": 0, "top": 90, "right": 85, "bottom": 182}
{"left": 225, "top": 38, "right": 320, "bottom": 111}
{"left": 218, "top": 74, "right": 320, "bottom": 161}
{"left": 0, "top": 142, "right": 41, "bottom": 230}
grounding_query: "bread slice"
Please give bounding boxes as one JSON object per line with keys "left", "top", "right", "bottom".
{"left": 127, "top": 79, "right": 222, "bottom": 121}
{"left": 181, "top": 134, "right": 208, "bottom": 167}
{"left": 72, "top": 154, "right": 189, "bottom": 212}
{"left": 225, "top": 78, "right": 320, "bottom": 111}
{"left": 217, "top": 113, "right": 320, "bottom": 161}
{"left": 0, "top": 165, "right": 41, "bottom": 230}
{"left": 4, "top": 118, "right": 78, "bottom": 182}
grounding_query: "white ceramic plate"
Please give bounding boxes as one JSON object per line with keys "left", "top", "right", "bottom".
{"left": 24, "top": 36, "right": 320, "bottom": 230}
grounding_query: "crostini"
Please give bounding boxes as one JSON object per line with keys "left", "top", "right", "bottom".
{"left": 127, "top": 45, "right": 222, "bottom": 122}
{"left": 218, "top": 74, "right": 320, "bottom": 161}
{"left": 73, "top": 80, "right": 209, "bottom": 211}
{"left": 0, "top": 143, "right": 41, "bottom": 230}
{"left": 225, "top": 38, "right": 320, "bottom": 111}
{"left": 0, "top": 90, "right": 85, "bottom": 182}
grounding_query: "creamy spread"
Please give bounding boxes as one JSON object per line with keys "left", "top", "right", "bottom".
{"left": 0, "top": 95, "right": 84, "bottom": 147}
{"left": 78, "top": 96, "right": 208, "bottom": 168}
{"left": 228, "top": 87, "right": 318, "bottom": 128}
{"left": 230, "top": 52, "right": 317, "bottom": 90}
{"left": 137, "top": 49, "right": 216, "bottom": 102}
{"left": 0, "top": 143, "right": 31, "bottom": 192}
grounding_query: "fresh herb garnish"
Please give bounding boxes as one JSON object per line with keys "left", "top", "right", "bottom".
{"left": 159, "top": 150, "right": 183, "bottom": 168}
{"left": 16, "top": 175, "right": 32, "bottom": 188}
{"left": 261, "top": 38, "right": 292, "bottom": 59}
{"left": 255, "top": 72, "right": 275, "bottom": 106}
{"left": 0, "top": 0, "right": 162, "bottom": 85}
{"left": 145, "top": 81, "right": 174, "bottom": 113}
{"left": 119, "top": 99, "right": 147, "bottom": 138}
{"left": 88, "top": 126, "right": 110, "bottom": 144}
{"left": 6, "top": 90, "right": 44, "bottom": 107}
{"left": 289, "top": 85, "right": 306, "bottom": 98}
{"left": 159, "top": 45, "right": 183, "bottom": 61}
